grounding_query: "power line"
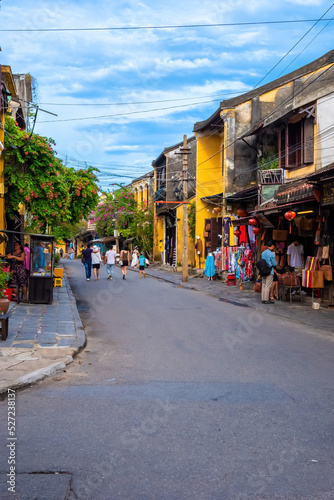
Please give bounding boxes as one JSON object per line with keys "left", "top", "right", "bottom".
{"left": 1, "top": 19, "right": 334, "bottom": 32}
{"left": 35, "top": 90, "right": 249, "bottom": 107}
{"left": 252, "top": 3, "right": 334, "bottom": 88}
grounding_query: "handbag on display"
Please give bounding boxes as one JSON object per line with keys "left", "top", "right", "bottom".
{"left": 320, "top": 257, "right": 333, "bottom": 281}
{"left": 314, "top": 222, "right": 321, "bottom": 246}
{"left": 272, "top": 221, "right": 288, "bottom": 242}
{"left": 282, "top": 272, "right": 300, "bottom": 286}
{"left": 302, "top": 259, "right": 324, "bottom": 288}
{"left": 305, "top": 256, "right": 319, "bottom": 271}
{"left": 322, "top": 246, "right": 330, "bottom": 259}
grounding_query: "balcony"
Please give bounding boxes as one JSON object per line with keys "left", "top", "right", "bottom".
{"left": 259, "top": 168, "right": 283, "bottom": 185}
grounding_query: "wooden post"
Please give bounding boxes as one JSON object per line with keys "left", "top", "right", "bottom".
{"left": 181, "top": 135, "right": 190, "bottom": 283}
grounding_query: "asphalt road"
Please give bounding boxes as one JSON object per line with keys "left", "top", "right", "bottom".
{"left": 0, "top": 259, "right": 334, "bottom": 500}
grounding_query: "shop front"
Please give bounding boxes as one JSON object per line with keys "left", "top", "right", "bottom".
{"left": 254, "top": 176, "right": 334, "bottom": 306}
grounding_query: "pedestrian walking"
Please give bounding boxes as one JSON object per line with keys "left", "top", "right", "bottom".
{"left": 120, "top": 246, "right": 129, "bottom": 280}
{"left": 138, "top": 252, "right": 146, "bottom": 278}
{"left": 59, "top": 248, "right": 64, "bottom": 258}
{"left": 261, "top": 240, "right": 277, "bottom": 304}
{"left": 81, "top": 243, "right": 93, "bottom": 280}
{"left": 69, "top": 247, "right": 74, "bottom": 260}
{"left": 92, "top": 245, "right": 102, "bottom": 280}
{"left": 105, "top": 246, "right": 116, "bottom": 280}
{"left": 131, "top": 246, "right": 139, "bottom": 268}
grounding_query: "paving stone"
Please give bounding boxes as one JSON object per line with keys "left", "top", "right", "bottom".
{"left": 12, "top": 343, "right": 35, "bottom": 348}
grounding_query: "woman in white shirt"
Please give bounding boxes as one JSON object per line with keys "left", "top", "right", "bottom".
{"left": 92, "top": 245, "right": 102, "bottom": 281}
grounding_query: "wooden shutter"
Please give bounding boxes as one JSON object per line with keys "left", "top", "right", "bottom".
{"left": 279, "top": 127, "right": 286, "bottom": 169}
{"left": 210, "top": 217, "right": 222, "bottom": 251}
{"left": 303, "top": 118, "right": 314, "bottom": 164}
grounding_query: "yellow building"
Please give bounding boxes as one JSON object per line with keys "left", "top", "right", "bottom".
{"left": 193, "top": 49, "right": 334, "bottom": 267}
{"left": 152, "top": 137, "right": 196, "bottom": 267}
{"left": 129, "top": 171, "right": 154, "bottom": 209}
{"left": 0, "top": 65, "right": 17, "bottom": 254}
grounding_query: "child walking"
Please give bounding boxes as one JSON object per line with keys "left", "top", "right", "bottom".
{"left": 138, "top": 252, "right": 146, "bottom": 278}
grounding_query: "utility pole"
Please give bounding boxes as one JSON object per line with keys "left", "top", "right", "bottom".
{"left": 180, "top": 135, "right": 191, "bottom": 283}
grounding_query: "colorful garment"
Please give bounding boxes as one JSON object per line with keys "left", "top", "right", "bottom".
{"left": 204, "top": 254, "right": 215, "bottom": 278}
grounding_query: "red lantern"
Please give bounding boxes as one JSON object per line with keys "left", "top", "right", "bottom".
{"left": 284, "top": 211, "right": 296, "bottom": 221}
{"left": 253, "top": 227, "right": 261, "bottom": 236}
{"left": 248, "top": 218, "right": 258, "bottom": 227}
{"left": 237, "top": 209, "right": 248, "bottom": 217}
{"left": 233, "top": 229, "right": 241, "bottom": 237}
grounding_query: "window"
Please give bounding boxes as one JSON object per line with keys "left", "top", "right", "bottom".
{"left": 279, "top": 117, "right": 314, "bottom": 169}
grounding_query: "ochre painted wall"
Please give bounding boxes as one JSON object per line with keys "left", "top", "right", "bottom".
{"left": 195, "top": 133, "right": 224, "bottom": 268}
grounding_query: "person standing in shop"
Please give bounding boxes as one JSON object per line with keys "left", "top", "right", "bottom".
{"left": 287, "top": 239, "right": 304, "bottom": 273}
{"left": 261, "top": 240, "right": 277, "bottom": 304}
{"left": 287, "top": 238, "right": 307, "bottom": 296}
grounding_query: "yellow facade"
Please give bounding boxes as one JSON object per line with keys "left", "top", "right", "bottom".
{"left": 194, "top": 133, "right": 224, "bottom": 268}
{"left": 0, "top": 66, "right": 17, "bottom": 254}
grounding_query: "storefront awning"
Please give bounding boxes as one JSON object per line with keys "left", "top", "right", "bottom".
{"left": 276, "top": 181, "right": 315, "bottom": 205}
{"left": 306, "top": 162, "right": 334, "bottom": 182}
{"left": 93, "top": 236, "right": 116, "bottom": 243}
{"left": 201, "top": 192, "right": 224, "bottom": 204}
{"left": 225, "top": 186, "right": 258, "bottom": 203}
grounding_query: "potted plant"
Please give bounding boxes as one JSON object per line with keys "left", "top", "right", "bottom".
{"left": 0, "top": 265, "right": 12, "bottom": 313}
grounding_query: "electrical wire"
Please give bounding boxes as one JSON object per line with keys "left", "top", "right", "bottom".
{"left": 252, "top": 2, "right": 334, "bottom": 89}
{"left": 1, "top": 19, "right": 333, "bottom": 32}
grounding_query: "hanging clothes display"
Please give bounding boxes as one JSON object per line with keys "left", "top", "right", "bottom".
{"left": 204, "top": 253, "right": 215, "bottom": 279}
{"left": 213, "top": 250, "right": 223, "bottom": 274}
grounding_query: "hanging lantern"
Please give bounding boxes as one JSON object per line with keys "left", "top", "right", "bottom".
{"left": 253, "top": 227, "right": 261, "bottom": 236}
{"left": 237, "top": 209, "right": 248, "bottom": 217}
{"left": 213, "top": 207, "right": 222, "bottom": 214}
{"left": 284, "top": 211, "right": 296, "bottom": 221}
{"left": 248, "top": 218, "right": 258, "bottom": 227}
{"left": 233, "top": 229, "right": 241, "bottom": 238}
{"left": 313, "top": 187, "right": 321, "bottom": 203}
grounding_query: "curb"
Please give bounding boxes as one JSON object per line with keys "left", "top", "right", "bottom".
{"left": 0, "top": 267, "right": 86, "bottom": 395}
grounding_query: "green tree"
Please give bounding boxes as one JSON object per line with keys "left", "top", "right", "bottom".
{"left": 3, "top": 116, "right": 99, "bottom": 233}
{"left": 93, "top": 188, "right": 154, "bottom": 256}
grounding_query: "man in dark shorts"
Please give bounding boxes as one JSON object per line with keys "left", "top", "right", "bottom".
{"left": 81, "top": 243, "right": 93, "bottom": 281}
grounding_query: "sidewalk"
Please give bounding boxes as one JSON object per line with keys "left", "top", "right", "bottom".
{"left": 130, "top": 264, "right": 334, "bottom": 335}
{"left": 0, "top": 267, "right": 85, "bottom": 394}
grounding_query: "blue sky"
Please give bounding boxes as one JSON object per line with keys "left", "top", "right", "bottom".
{"left": 1, "top": 0, "right": 334, "bottom": 190}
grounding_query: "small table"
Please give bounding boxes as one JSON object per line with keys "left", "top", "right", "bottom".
{"left": 278, "top": 284, "right": 302, "bottom": 303}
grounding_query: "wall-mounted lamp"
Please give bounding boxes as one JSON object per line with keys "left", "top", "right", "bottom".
{"left": 174, "top": 187, "right": 182, "bottom": 200}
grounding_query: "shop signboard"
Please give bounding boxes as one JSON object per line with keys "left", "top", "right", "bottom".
{"left": 322, "top": 180, "right": 334, "bottom": 206}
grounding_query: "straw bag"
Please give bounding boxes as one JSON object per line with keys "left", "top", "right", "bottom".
{"left": 320, "top": 257, "right": 333, "bottom": 281}
{"left": 272, "top": 221, "right": 288, "bottom": 242}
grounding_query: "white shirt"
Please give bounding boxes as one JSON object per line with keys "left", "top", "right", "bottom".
{"left": 105, "top": 249, "right": 116, "bottom": 264}
{"left": 287, "top": 243, "right": 304, "bottom": 267}
{"left": 91, "top": 250, "right": 102, "bottom": 264}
